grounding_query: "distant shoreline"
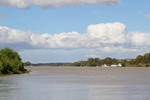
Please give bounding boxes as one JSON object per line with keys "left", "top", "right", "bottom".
{"left": 25, "top": 65, "right": 149, "bottom": 70}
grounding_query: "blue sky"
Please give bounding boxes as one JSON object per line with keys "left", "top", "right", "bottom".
{"left": 0, "top": 0, "right": 150, "bottom": 63}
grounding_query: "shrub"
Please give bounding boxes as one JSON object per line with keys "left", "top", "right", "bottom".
{"left": 145, "top": 64, "right": 150, "bottom": 67}
{"left": 0, "top": 48, "right": 28, "bottom": 74}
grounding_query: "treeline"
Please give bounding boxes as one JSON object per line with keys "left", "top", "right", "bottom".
{"left": 71, "top": 53, "right": 150, "bottom": 67}
{"left": 23, "top": 52, "right": 150, "bottom": 67}
{"left": 0, "top": 48, "right": 29, "bottom": 74}
{"left": 71, "top": 57, "right": 122, "bottom": 67}
{"left": 24, "top": 61, "right": 33, "bottom": 66}
{"left": 24, "top": 62, "right": 72, "bottom": 66}
{"left": 32, "top": 63, "right": 68, "bottom": 66}
{"left": 133, "top": 53, "right": 150, "bottom": 67}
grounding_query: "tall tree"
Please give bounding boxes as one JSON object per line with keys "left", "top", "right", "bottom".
{"left": 135, "top": 55, "right": 144, "bottom": 65}
{"left": 143, "top": 53, "right": 150, "bottom": 63}
{"left": 0, "top": 48, "right": 28, "bottom": 74}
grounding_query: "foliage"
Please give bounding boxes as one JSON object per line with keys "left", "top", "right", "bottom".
{"left": 72, "top": 62, "right": 81, "bottom": 66}
{"left": 24, "top": 61, "right": 32, "bottom": 66}
{"left": 134, "top": 53, "right": 150, "bottom": 67}
{"left": 71, "top": 57, "right": 120, "bottom": 67}
{"left": 88, "top": 58, "right": 100, "bottom": 66}
{"left": 119, "top": 60, "right": 126, "bottom": 67}
{"left": 71, "top": 52, "right": 150, "bottom": 67}
{"left": 101, "top": 57, "right": 118, "bottom": 66}
{"left": 0, "top": 48, "right": 29, "bottom": 74}
{"left": 145, "top": 64, "right": 150, "bottom": 67}
{"left": 135, "top": 55, "right": 144, "bottom": 65}
{"left": 143, "top": 53, "right": 150, "bottom": 63}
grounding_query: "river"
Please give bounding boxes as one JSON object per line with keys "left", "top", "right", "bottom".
{"left": 0, "top": 66, "right": 150, "bottom": 100}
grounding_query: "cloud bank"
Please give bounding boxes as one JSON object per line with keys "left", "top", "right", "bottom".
{"left": 0, "top": 0, "right": 121, "bottom": 8}
{"left": 0, "top": 22, "right": 150, "bottom": 53}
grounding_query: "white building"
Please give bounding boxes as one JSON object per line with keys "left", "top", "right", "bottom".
{"left": 110, "top": 64, "right": 118, "bottom": 67}
{"left": 117, "top": 63, "right": 122, "bottom": 67}
{"left": 102, "top": 64, "right": 109, "bottom": 67}
{"left": 102, "top": 63, "right": 122, "bottom": 67}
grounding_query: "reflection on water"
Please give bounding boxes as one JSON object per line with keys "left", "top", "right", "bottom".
{"left": 0, "top": 67, "right": 150, "bottom": 100}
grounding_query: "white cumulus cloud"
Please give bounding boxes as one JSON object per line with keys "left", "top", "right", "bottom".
{"left": 0, "top": 22, "right": 150, "bottom": 53}
{"left": 87, "top": 22, "right": 126, "bottom": 44}
{"left": 0, "top": 26, "right": 31, "bottom": 43}
{"left": 0, "top": 0, "right": 121, "bottom": 8}
{"left": 127, "top": 32, "right": 150, "bottom": 47}
{"left": 100, "top": 46, "right": 138, "bottom": 53}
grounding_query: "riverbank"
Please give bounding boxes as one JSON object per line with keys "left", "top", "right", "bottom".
{"left": 25, "top": 65, "right": 150, "bottom": 70}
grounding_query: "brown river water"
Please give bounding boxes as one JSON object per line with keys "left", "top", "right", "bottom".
{"left": 0, "top": 66, "right": 150, "bottom": 100}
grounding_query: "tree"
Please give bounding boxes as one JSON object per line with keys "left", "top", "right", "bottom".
{"left": 0, "top": 48, "right": 29, "bottom": 74}
{"left": 103, "top": 57, "right": 113, "bottom": 66}
{"left": 24, "top": 61, "right": 32, "bottom": 66}
{"left": 135, "top": 55, "right": 144, "bottom": 65}
{"left": 80, "top": 61, "right": 88, "bottom": 66}
{"left": 143, "top": 53, "right": 150, "bottom": 63}
{"left": 129, "top": 59, "right": 135, "bottom": 65}
{"left": 112, "top": 58, "right": 118, "bottom": 64}
{"left": 71, "top": 62, "right": 81, "bottom": 66}
{"left": 120, "top": 59, "right": 126, "bottom": 67}
{"left": 88, "top": 58, "right": 100, "bottom": 66}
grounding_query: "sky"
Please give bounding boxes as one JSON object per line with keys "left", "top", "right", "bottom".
{"left": 0, "top": 0, "right": 150, "bottom": 63}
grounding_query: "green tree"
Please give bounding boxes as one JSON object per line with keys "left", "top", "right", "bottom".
{"left": 0, "top": 48, "right": 29, "bottom": 74}
{"left": 135, "top": 55, "right": 144, "bottom": 65}
{"left": 129, "top": 59, "right": 135, "bottom": 65}
{"left": 112, "top": 58, "right": 118, "bottom": 64}
{"left": 103, "top": 57, "right": 113, "bottom": 66}
{"left": 120, "top": 60, "right": 126, "bottom": 67}
{"left": 143, "top": 53, "right": 150, "bottom": 63}
{"left": 24, "top": 61, "right": 32, "bottom": 66}
{"left": 88, "top": 58, "right": 100, "bottom": 66}
{"left": 71, "top": 62, "right": 81, "bottom": 66}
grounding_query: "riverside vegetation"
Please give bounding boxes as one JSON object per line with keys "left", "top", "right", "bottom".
{"left": 70, "top": 53, "right": 150, "bottom": 67}
{"left": 0, "top": 48, "right": 29, "bottom": 74}
{"left": 26, "top": 53, "right": 150, "bottom": 67}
